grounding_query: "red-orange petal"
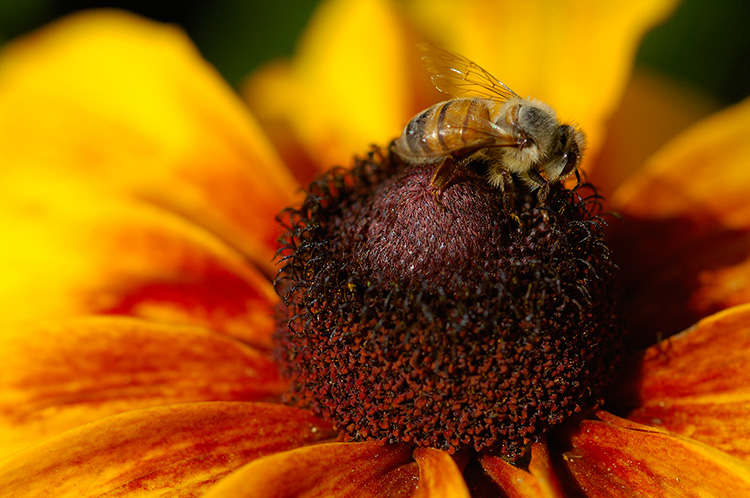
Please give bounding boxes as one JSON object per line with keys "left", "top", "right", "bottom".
{"left": 202, "top": 441, "right": 418, "bottom": 498}
{"left": 0, "top": 189, "right": 276, "bottom": 347}
{"left": 614, "top": 303, "right": 750, "bottom": 462}
{"left": 0, "top": 316, "right": 288, "bottom": 459}
{"left": 0, "top": 402, "right": 336, "bottom": 497}
{"left": 479, "top": 441, "right": 565, "bottom": 498}
{"left": 412, "top": 447, "right": 470, "bottom": 498}
{"left": 564, "top": 413, "right": 750, "bottom": 497}
{"left": 610, "top": 97, "right": 750, "bottom": 342}
{"left": 0, "top": 10, "right": 299, "bottom": 270}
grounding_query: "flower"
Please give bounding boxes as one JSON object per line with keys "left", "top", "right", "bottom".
{"left": 1, "top": 1, "right": 749, "bottom": 497}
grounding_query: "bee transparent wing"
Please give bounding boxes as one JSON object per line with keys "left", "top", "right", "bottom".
{"left": 419, "top": 43, "right": 520, "bottom": 102}
{"left": 459, "top": 113, "right": 523, "bottom": 148}
{"left": 442, "top": 104, "right": 525, "bottom": 156}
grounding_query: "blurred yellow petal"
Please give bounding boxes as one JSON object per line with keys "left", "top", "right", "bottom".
{"left": 611, "top": 97, "right": 750, "bottom": 341}
{"left": 588, "top": 69, "right": 718, "bottom": 195}
{"left": 203, "top": 441, "right": 417, "bottom": 498}
{"left": 0, "top": 10, "right": 299, "bottom": 271}
{"left": 613, "top": 96, "right": 750, "bottom": 223}
{"left": 245, "top": 0, "right": 430, "bottom": 180}
{"left": 413, "top": 447, "right": 470, "bottom": 498}
{"left": 0, "top": 402, "right": 336, "bottom": 497}
{"left": 617, "top": 304, "right": 750, "bottom": 462}
{"left": 0, "top": 185, "right": 276, "bottom": 346}
{"left": 565, "top": 413, "right": 750, "bottom": 497}
{"left": 0, "top": 316, "right": 287, "bottom": 459}
{"left": 247, "top": 0, "right": 676, "bottom": 180}
{"left": 406, "top": 0, "right": 679, "bottom": 163}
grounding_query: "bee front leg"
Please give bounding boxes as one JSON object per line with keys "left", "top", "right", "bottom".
{"left": 526, "top": 168, "right": 550, "bottom": 203}
{"left": 524, "top": 168, "right": 552, "bottom": 224}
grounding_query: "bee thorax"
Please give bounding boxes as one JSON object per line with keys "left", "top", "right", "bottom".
{"left": 501, "top": 144, "right": 542, "bottom": 173}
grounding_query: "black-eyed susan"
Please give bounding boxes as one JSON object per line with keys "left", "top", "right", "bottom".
{"left": 1, "top": 1, "right": 749, "bottom": 497}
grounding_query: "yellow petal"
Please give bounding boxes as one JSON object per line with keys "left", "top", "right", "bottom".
{"left": 406, "top": 0, "right": 679, "bottom": 163}
{"left": 615, "top": 303, "right": 750, "bottom": 462}
{"left": 202, "top": 441, "right": 417, "bottom": 498}
{"left": 0, "top": 10, "right": 299, "bottom": 271}
{"left": 0, "top": 186, "right": 276, "bottom": 346}
{"left": 248, "top": 0, "right": 675, "bottom": 179}
{"left": 565, "top": 413, "right": 750, "bottom": 497}
{"left": 245, "top": 0, "right": 430, "bottom": 179}
{"left": 0, "top": 316, "right": 287, "bottom": 459}
{"left": 0, "top": 402, "right": 336, "bottom": 497}
{"left": 610, "top": 97, "right": 750, "bottom": 342}
{"left": 479, "top": 441, "right": 565, "bottom": 498}
{"left": 413, "top": 447, "right": 470, "bottom": 498}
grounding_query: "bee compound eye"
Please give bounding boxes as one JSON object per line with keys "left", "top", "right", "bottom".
{"left": 561, "top": 151, "right": 578, "bottom": 177}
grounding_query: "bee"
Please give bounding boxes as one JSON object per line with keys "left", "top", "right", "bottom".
{"left": 392, "top": 44, "right": 585, "bottom": 202}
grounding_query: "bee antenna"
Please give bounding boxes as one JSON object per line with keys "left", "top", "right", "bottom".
{"left": 573, "top": 167, "right": 582, "bottom": 186}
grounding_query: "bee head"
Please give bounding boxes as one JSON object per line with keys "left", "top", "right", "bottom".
{"left": 543, "top": 124, "right": 586, "bottom": 182}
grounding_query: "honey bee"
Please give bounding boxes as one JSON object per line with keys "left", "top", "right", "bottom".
{"left": 392, "top": 44, "right": 585, "bottom": 202}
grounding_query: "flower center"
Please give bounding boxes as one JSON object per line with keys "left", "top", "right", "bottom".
{"left": 274, "top": 146, "right": 622, "bottom": 460}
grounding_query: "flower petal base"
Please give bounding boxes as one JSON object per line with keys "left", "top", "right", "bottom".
{"left": 275, "top": 146, "right": 622, "bottom": 460}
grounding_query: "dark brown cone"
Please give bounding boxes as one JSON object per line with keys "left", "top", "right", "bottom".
{"left": 274, "top": 145, "right": 622, "bottom": 461}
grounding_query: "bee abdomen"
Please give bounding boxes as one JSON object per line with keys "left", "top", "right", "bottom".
{"left": 393, "top": 102, "right": 449, "bottom": 161}
{"left": 393, "top": 99, "right": 493, "bottom": 163}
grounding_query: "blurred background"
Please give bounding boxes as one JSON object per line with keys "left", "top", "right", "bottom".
{"left": 0, "top": 0, "right": 748, "bottom": 106}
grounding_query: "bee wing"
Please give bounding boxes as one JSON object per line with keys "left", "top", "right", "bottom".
{"left": 454, "top": 110, "right": 525, "bottom": 150}
{"left": 419, "top": 43, "right": 520, "bottom": 102}
{"left": 440, "top": 106, "right": 525, "bottom": 158}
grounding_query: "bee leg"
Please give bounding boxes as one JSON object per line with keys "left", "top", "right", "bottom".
{"left": 537, "top": 183, "right": 551, "bottom": 204}
{"left": 429, "top": 158, "right": 458, "bottom": 206}
{"left": 523, "top": 169, "right": 552, "bottom": 224}
{"left": 496, "top": 169, "right": 522, "bottom": 226}
{"left": 504, "top": 196, "right": 522, "bottom": 227}
{"left": 431, "top": 188, "right": 445, "bottom": 208}
{"left": 527, "top": 168, "right": 550, "bottom": 203}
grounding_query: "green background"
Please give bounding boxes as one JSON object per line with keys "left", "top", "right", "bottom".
{"left": 0, "top": 0, "right": 748, "bottom": 104}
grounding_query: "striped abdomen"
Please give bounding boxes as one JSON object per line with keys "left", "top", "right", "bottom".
{"left": 392, "top": 98, "right": 503, "bottom": 163}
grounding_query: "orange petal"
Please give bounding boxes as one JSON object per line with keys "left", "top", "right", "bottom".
{"left": 613, "top": 303, "right": 750, "bottom": 462}
{"left": 613, "top": 97, "right": 750, "bottom": 223}
{"left": 0, "top": 316, "right": 288, "bottom": 459}
{"left": 244, "top": 0, "right": 429, "bottom": 181}
{"left": 0, "top": 402, "right": 336, "bottom": 497}
{"left": 589, "top": 69, "right": 719, "bottom": 196}
{"left": 479, "top": 441, "right": 565, "bottom": 498}
{"left": 564, "top": 413, "right": 750, "bottom": 497}
{"left": 202, "top": 441, "right": 417, "bottom": 498}
{"left": 610, "top": 97, "right": 750, "bottom": 342}
{"left": 0, "top": 10, "right": 299, "bottom": 270}
{"left": 0, "top": 188, "right": 276, "bottom": 346}
{"left": 406, "top": 0, "right": 679, "bottom": 164}
{"left": 412, "top": 447, "right": 470, "bottom": 498}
